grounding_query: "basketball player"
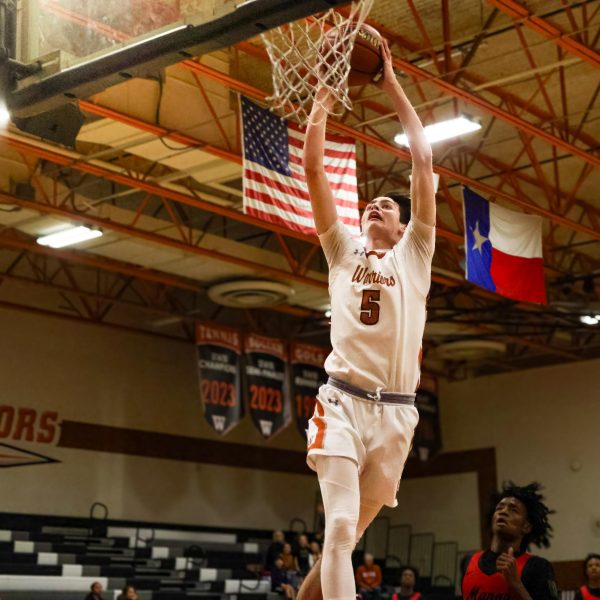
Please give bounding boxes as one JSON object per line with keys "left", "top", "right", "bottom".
{"left": 461, "top": 482, "right": 558, "bottom": 600}
{"left": 574, "top": 554, "right": 600, "bottom": 600}
{"left": 300, "top": 37, "right": 436, "bottom": 600}
{"left": 391, "top": 567, "right": 421, "bottom": 600}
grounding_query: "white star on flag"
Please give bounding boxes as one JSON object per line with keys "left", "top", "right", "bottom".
{"left": 471, "top": 221, "right": 489, "bottom": 253}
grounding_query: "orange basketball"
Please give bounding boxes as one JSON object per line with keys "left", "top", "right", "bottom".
{"left": 322, "top": 24, "right": 384, "bottom": 87}
{"left": 348, "top": 24, "right": 384, "bottom": 86}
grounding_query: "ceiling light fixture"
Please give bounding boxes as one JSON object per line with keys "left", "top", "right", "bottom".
{"left": 394, "top": 116, "right": 481, "bottom": 147}
{"left": 0, "top": 101, "right": 10, "bottom": 128}
{"left": 37, "top": 226, "right": 103, "bottom": 249}
{"left": 580, "top": 315, "right": 600, "bottom": 326}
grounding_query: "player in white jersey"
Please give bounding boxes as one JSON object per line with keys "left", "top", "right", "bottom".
{"left": 299, "top": 39, "right": 436, "bottom": 600}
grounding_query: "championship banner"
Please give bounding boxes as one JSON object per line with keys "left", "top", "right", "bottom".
{"left": 290, "top": 343, "right": 328, "bottom": 439}
{"left": 244, "top": 333, "right": 289, "bottom": 439}
{"left": 412, "top": 376, "right": 442, "bottom": 461}
{"left": 196, "top": 322, "right": 243, "bottom": 435}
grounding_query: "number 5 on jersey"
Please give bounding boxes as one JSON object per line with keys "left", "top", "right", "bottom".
{"left": 360, "top": 289, "right": 380, "bottom": 325}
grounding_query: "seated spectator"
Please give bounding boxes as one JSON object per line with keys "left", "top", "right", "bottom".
{"left": 266, "top": 530, "right": 286, "bottom": 569}
{"left": 84, "top": 582, "right": 104, "bottom": 600}
{"left": 271, "top": 556, "right": 297, "bottom": 600}
{"left": 296, "top": 534, "right": 311, "bottom": 576}
{"left": 356, "top": 553, "right": 382, "bottom": 600}
{"left": 308, "top": 540, "right": 321, "bottom": 570}
{"left": 392, "top": 567, "right": 421, "bottom": 600}
{"left": 281, "top": 542, "right": 299, "bottom": 572}
{"left": 117, "top": 585, "right": 138, "bottom": 600}
{"left": 574, "top": 554, "right": 600, "bottom": 600}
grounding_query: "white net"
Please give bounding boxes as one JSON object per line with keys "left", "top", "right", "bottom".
{"left": 261, "top": 0, "right": 375, "bottom": 125}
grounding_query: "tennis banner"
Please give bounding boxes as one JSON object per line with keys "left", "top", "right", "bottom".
{"left": 196, "top": 322, "right": 244, "bottom": 435}
{"left": 244, "top": 333, "right": 290, "bottom": 439}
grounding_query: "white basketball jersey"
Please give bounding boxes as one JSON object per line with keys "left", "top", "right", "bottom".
{"left": 319, "top": 217, "right": 435, "bottom": 394}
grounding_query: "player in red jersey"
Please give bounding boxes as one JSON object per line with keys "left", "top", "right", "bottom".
{"left": 574, "top": 554, "right": 600, "bottom": 600}
{"left": 462, "top": 482, "right": 558, "bottom": 600}
{"left": 391, "top": 567, "right": 421, "bottom": 600}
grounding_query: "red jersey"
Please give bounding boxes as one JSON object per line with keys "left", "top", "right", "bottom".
{"left": 462, "top": 550, "right": 532, "bottom": 600}
{"left": 582, "top": 586, "right": 597, "bottom": 600}
{"left": 392, "top": 593, "right": 420, "bottom": 600}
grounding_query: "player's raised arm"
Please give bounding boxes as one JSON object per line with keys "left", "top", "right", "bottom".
{"left": 302, "top": 89, "right": 338, "bottom": 235}
{"left": 379, "top": 39, "right": 435, "bottom": 227}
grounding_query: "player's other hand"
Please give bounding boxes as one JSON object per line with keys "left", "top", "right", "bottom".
{"left": 496, "top": 547, "right": 520, "bottom": 588}
{"left": 314, "top": 85, "right": 335, "bottom": 112}
{"left": 376, "top": 38, "right": 398, "bottom": 90}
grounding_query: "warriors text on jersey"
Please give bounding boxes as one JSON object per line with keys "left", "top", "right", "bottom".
{"left": 318, "top": 216, "right": 435, "bottom": 394}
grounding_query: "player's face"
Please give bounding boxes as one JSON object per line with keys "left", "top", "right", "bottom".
{"left": 491, "top": 496, "right": 531, "bottom": 541}
{"left": 401, "top": 569, "right": 416, "bottom": 587}
{"left": 587, "top": 558, "right": 600, "bottom": 580}
{"left": 361, "top": 197, "right": 406, "bottom": 242}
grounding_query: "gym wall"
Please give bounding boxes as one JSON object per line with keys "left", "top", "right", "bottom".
{"left": 0, "top": 306, "right": 318, "bottom": 530}
{"left": 440, "top": 358, "right": 600, "bottom": 562}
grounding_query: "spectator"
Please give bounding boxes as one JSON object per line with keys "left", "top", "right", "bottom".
{"left": 308, "top": 541, "right": 321, "bottom": 571}
{"left": 296, "top": 534, "right": 311, "bottom": 576}
{"left": 271, "top": 556, "right": 297, "bottom": 600}
{"left": 574, "top": 554, "right": 600, "bottom": 600}
{"left": 392, "top": 567, "right": 421, "bottom": 600}
{"left": 84, "top": 582, "right": 104, "bottom": 600}
{"left": 117, "top": 585, "right": 138, "bottom": 600}
{"left": 280, "top": 542, "right": 299, "bottom": 572}
{"left": 356, "top": 553, "right": 382, "bottom": 600}
{"left": 266, "top": 530, "right": 286, "bottom": 569}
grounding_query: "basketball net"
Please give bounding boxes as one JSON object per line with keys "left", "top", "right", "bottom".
{"left": 261, "top": 0, "right": 374, "bottom": 125}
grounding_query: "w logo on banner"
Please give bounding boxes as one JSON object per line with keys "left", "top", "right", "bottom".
{"left": 211, "top": 415, "right": 226, "bottom": 433}
{"left": 259, "top": 420, "right": 273, "bottom": 437}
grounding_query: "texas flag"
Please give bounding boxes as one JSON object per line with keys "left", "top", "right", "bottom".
{"left": 463, "top": 187, "right": 546, "bottom": 304}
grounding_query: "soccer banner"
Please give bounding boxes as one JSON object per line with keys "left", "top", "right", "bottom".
{"left": 290, "top": 343, "right": 328, "bottom": 439}
{"left": 244, "top": 333, "right": 289, "bottom": 439}
{"left": 196, "top": 322, "right": 243, "bottom": 435}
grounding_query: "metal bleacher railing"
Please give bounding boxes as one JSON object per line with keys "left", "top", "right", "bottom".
{"left": 363, "top": 517, "right": 459, "bottom": 590}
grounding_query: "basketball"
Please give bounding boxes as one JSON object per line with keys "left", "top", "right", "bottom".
{"left": 322, "top": 24, "right": 384, "bottom": 87}
{"left": 348, "top": 24, "right": 384, "bottom": 86}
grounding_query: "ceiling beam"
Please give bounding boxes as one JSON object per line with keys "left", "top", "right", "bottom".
{"left": 486, "top": 0, "right": 600, "bottom": 68}
{"left": 183, "top": 60, "right": 600, "bottom": 240}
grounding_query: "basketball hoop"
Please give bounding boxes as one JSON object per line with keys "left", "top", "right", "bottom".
{"left": 261, "top": 0, "right": 375, "bottom": 125}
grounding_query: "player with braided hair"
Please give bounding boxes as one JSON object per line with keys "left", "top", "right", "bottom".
{"left": 462, "top": 481, "right": 558, "bottom": 600}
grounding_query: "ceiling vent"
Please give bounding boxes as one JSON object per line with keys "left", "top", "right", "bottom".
{"left": 432, "top": 340, "right": 506, "bottom": 361}
{"left": 208, "top": 280, "right": 294, "bottom": 308}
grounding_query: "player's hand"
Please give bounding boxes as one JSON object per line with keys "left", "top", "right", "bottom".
{"left": 314, "top": 85, "right": 335, "bottom": 112}
{"left": 376, "top": 38, "right": 398, "bottom": 90}
{"left": 496, "top": 547, "right": 521, "bottom": 588}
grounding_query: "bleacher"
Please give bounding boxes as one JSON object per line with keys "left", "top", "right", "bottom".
{"left": 0, "top": 511, "right": 460, "bottom": 600}
{"left": 0, "top": 512, "right": 275, "bottom": 600}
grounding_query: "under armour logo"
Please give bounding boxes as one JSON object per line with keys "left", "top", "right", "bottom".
{"left": 327, "top": 398, "right": 339, "bottom": 406}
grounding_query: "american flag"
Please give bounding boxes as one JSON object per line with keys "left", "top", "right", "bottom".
{"left": 241, "top": 97, "right": 361, "bottom": 236}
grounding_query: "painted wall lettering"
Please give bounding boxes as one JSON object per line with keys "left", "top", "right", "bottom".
{"left": 0, "top": 406, "right": 60, "bottom": 444}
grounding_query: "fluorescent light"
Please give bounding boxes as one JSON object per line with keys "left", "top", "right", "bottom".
{"left": 395, "top": 116, "right": 481, "bottom": 146}
{"left": 0, "top": 101, "right": 10, "bottom": 128}
{"left": 580, "top": 315, "right": 599, "bottom": 326}
{"left": 37, "top": 226, "right": 103, "bottom": 248}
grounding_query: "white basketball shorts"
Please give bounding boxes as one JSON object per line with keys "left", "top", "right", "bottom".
{"left": 306, "top": 383, "right": 419, "bottom": 508}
